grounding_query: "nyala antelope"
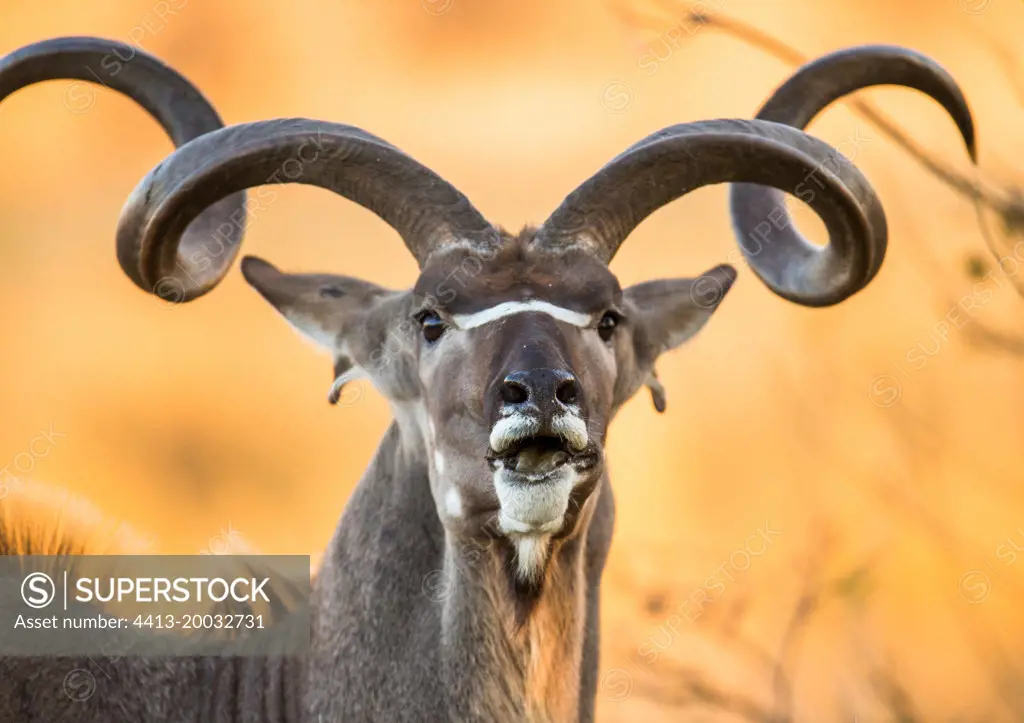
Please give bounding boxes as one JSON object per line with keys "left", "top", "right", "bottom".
{"left": 0, "top": 37, "right": 974, "bottom": 722}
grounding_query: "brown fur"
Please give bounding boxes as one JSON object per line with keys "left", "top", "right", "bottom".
{"left": 413, "top": 227, "right": 622, "bottom": 316}
{"left": 0, "top": 477, "right": 154, "bottom": 557}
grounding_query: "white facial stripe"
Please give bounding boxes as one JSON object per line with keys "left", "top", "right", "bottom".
{"left": 451, "top": 301, "right": 592, "bottom": 330}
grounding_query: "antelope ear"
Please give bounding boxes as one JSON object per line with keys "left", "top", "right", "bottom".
{"left": 240, "top": 255, "right": 390, "bottom": 404}
{"left": 624, "top": 264, "right": 736, "bottom": 413}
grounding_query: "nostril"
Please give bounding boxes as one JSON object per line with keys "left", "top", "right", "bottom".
{"left": 501, "top": 378, "right": 530, "bottom": 405}
{"left": 555, "top": 377, "right": 580, "bottom": 405}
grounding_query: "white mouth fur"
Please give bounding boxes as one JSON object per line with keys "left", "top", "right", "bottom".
{"left": 489, "top": 411, "right": 589, "bottom": 455}
{"left": 493, "top": 462, "right": 580, "bottom": 582}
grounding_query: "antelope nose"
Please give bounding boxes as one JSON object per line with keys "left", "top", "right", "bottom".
{"left": 500, "top": 369, "right": 580, "bottom": 409}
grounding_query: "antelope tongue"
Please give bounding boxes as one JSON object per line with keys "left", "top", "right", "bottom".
{"left": 514, "top": 445, "right": 570, "bottom": 475}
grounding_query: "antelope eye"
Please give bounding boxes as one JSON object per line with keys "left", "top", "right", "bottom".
{"left": 319, "top": 286, "right": 344, "bottom": 299}
{"left": 597, "top": 312, "right": 619, "bottom": 343}
{"left": 419, "top": 311, "right": 448, "bottom": 343}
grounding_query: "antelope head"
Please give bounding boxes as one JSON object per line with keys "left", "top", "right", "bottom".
{"left": 113, "top": 114, "right": 896, "bottom": 592}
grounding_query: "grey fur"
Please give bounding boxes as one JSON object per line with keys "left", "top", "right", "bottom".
{"left": 0, "top": 655, "right": 302, "bottom": 722}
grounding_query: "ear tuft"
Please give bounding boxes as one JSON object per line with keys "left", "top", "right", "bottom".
{"left": 645, "top": 372, "right": 667, "bottom": 413}
{"left": 328, "top": 356, "right": 361, "bottom": 405}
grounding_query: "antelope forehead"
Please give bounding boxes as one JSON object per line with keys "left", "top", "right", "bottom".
{"left": 451, "top": 300, "right": 592, "bottom": 330}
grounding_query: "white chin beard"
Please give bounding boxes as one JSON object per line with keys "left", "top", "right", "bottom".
{"left": 493, "top": 463, "right": 577, "bottom": 582}
{"left": 511, "top": 534, "right": 551, "bottom": 584}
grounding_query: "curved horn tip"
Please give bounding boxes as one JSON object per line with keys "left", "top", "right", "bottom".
{"left": 951, "top": 101, "right": 978, "bottom": 163}
{"left": 760, "top": 43, "right": 979, "bottom": 164}
{"left": 966, "top": 133, "right": 978, "bottom": 164}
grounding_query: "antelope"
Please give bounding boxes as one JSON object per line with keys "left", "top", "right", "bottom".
{"left": 0, "top": 37, "right": 974, "bottom": 722}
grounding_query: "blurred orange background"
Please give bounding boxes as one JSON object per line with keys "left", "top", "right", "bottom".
{"left": 2, "top": 0, "right": 1024, "bottom": 720}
